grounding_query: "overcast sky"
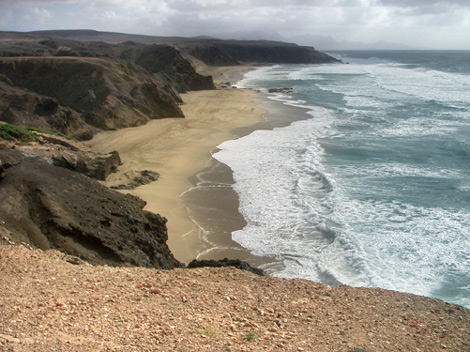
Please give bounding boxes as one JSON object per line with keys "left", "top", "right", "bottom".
{"left": 1, "top": 0, "right": 470, "bottom": 49}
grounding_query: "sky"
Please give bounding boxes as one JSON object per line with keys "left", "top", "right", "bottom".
{"left": 1, "top": 0, "right": 470, "bottom": 49}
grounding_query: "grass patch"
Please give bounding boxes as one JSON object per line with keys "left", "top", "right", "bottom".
{"left": 0, "top": 123, "right": 71, "bottom": 143}
{"left": 243, "top": 331, "right": 257, "bottom": 341}
{"left": 29, "top": 126, "right": 72, "bottom": 139}
{"left": 0, "top": 124, "right": 39, "bottom": 143}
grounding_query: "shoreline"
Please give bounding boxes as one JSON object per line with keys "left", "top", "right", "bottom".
{"left": 86, "top": 67, "right": 265, "bottom": 264}
{"left": 182, "top": 98, "right": 314, "bottom": 271}
{"left": 86, "top": 66, "right": 312, "bottom": 267}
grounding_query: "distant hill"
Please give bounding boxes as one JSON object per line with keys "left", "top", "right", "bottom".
{"left": 18, "top": 29, "right": 340, "bottom": 65}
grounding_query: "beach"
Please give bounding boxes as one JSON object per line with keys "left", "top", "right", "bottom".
{"left": 87, "top": 68, "right": 267, "bottom": 264}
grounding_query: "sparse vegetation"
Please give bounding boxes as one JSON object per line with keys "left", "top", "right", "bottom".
{"left": 0, "top": 123, "right": 70, "bottom": 143}
{"left": 0, "top": 124, "right": 39, "bottom": 143}
{"left": 29, "top": 126, "right": 72, "bottom": 140}
{"left": 243, "top": 331, "right": 257, "bottom": 341}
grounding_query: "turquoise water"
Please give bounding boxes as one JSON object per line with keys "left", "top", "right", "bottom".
{"left": 214, "top": 51, "right": 470, "bottom": 307}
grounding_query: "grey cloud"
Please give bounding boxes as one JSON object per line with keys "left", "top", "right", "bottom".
{"left": 379, "top": 0, "right": 470, "bottom": 7}
{"left": 0, "top": 0, "right": 469, "bottom": 49}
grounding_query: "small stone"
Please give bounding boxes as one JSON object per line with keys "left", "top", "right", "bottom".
{"left": 0, "top": 334, "right": 21, "bottom": 343}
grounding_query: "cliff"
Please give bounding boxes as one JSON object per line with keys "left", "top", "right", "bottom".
{"left": 1, "top": 30, "right": 340, "bottom": 66}
{"left": 0, "top": 57, "right": 184, "bottom": 140}
{"left": 0, "top": 35, "right": 215, "bottom": 93}
{"left": 176, "top": 39, "right": 340, "bottom": 65}
{"left": 0, "top": 143, "right": 182, "bottom": 269}
{"left": 0, "top": 35, "right": 217, "bottom": 140}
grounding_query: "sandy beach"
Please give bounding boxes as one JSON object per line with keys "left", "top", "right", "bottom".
{"left": 87, "top": 69, "right": 266, "bottom": 264}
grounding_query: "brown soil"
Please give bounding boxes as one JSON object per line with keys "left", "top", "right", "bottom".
{"left": 1, "top": 245, "right": 469, "bottom": 352}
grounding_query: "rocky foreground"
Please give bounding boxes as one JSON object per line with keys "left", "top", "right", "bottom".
{"left": 1, "top": 245, "right": 469, "bottom": 352}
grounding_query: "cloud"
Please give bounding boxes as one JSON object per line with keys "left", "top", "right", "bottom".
{"left": 379, "top": 0, "right": 470, "bottom": 7}
{"left": 0, "top": 0, "right": 469, "bottom": 48}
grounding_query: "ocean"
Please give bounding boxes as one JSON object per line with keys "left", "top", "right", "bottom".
{"left": 213, "top": 51, "right": 470, "bottom": 308}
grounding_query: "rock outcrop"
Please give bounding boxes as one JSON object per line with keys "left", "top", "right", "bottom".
{"left": 0, "top": 57, "right": 184, "bottom": 140}
{"left": 109, "top": 170, "right": 160, "bottom": 190}
{"left": 0, "top": 148, "right": 183, "bottom": 269}
{"left": 188, "top": 258, "right": 265, "bottom": 276}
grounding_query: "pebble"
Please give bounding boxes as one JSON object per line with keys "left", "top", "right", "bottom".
{"left": 0, "top": 334, "right": 21, "bottom": 343}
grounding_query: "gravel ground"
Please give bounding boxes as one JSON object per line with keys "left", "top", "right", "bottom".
{"left": 1, "top": 245, "right": 469, "bottom": 352}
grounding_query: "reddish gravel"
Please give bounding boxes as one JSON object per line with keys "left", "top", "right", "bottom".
{"left": 1, "top": 245, "right": 469, "bottom": 352}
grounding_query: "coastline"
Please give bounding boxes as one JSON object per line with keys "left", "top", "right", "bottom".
{"left": 86, "top": 66, "right": 312, "bottom": 267}
{"left": 85, "top": 67, "right": 262, "bottom": 264}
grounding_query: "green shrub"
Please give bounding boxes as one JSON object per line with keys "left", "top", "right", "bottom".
{"left": 0, "top": 123, "right": 71, "bottom": 142}
{"left": 0, "top": 124, "right": 38, "bottom": 142}
{"left": 243, "top": 331, "right": 257, "bottom": 341}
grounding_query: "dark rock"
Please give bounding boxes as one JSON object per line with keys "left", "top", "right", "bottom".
{"left": 110, "top": 170, "right": 160, "bottom": 190}
{"left": 133, "top": 44, "right": 215, "bottom": 92}
{"left": 0, "top": 149, "right": 183, "bottom": 269}
{"left": 268, "top": 88, "right": 294, "bottom": 93}
{"left": 13, "top": 131, "right": 122, "bottom": 181}
{"left": 52, "top": 149, "right": 121, "bottom": 181}
{"left": 188, "top": 258, "right": 265, "bottom": 276}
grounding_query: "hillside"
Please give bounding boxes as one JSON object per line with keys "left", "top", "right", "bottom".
{"left": 0, "top": 36, "right": 216, "bottom": 140}
{"left": 0, "top": 57, "right": 185, "bottom": 140}
{"left": 1, "top": 245, "right": 469, "bottom": 351}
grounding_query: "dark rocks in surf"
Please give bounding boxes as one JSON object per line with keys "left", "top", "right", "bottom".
{"left": 268, "top": 87, "right": 294, "bottom": 93}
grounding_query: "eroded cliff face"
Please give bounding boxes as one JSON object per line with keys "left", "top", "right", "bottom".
{"left": 0, "top": 147, "right": 183, "bottom": 269}
{"left": 130, "top": 44, "right": 216, "bottom": 92}
{"left": 175, "top": 40, "right": 340, "bottom": 66}
{"left": 0, "top": 57, "right": 184, "bottom": 140}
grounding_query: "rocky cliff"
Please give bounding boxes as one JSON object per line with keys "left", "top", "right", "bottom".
{"left": 0, "top": 57, "right": 184, "bottom": 140}
{"left": 0, "top": 34, "right": 218, "bottom": 140}
{"left": 1, "top": 30, "right": 340, "bottom": 66}
{"left": 0, "top": 144, "right": 182, "bottom": 269}
{"left": 176, "top": 39, "right": 340, "bottom": 65}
